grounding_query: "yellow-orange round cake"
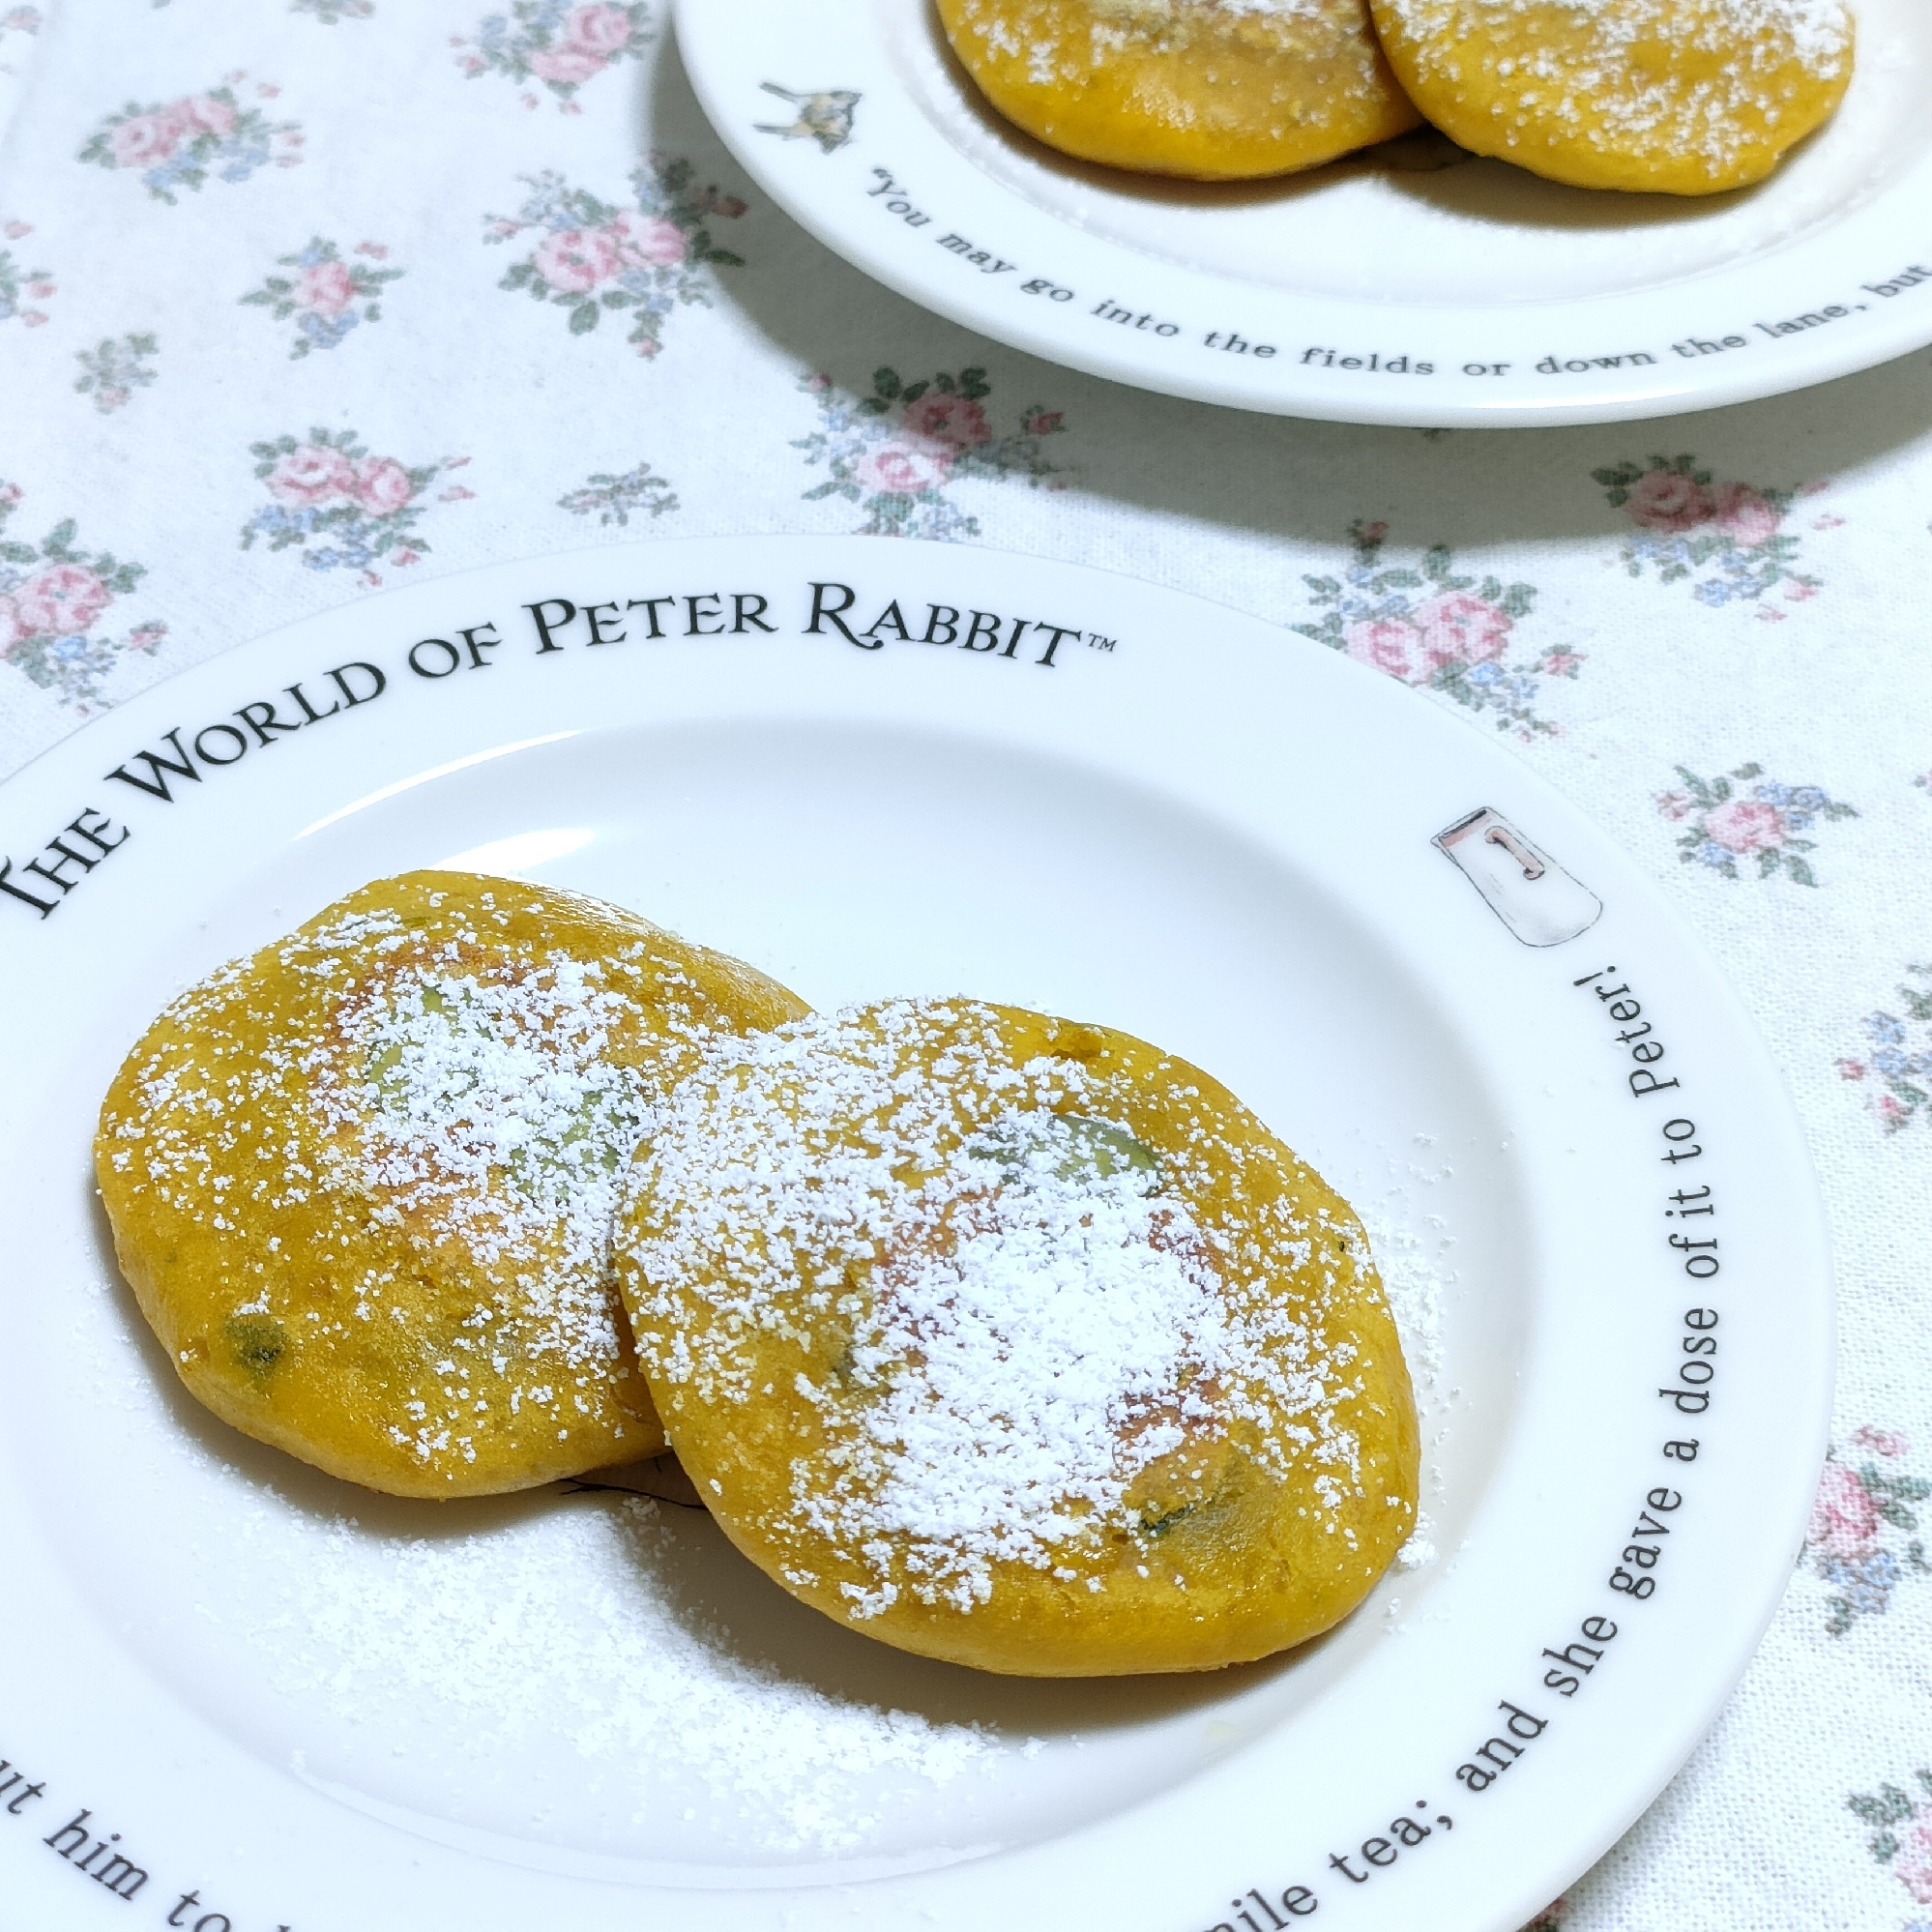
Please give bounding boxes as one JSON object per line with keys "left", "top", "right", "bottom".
{"left": 1367, "top": 0, "right": 1854, "bottom": 194}
{"left": 938, "top": 0, "right": 1422, "bottom": 181}
{"left": 618, "top": 997, "right": 1419, "bottom": 1677}
{"left": 96, "top": 870, "right": 808, "bottom": 1499}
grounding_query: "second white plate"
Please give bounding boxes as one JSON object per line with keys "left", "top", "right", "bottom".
{"left": 677, "top": 0, "right": 1932, "bottom": 426}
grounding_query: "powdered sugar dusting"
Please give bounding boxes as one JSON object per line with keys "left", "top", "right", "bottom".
{"left": 1493, "top": 0, "right": 1851, "bottom": 64}
{"left": 113, "top": 891, "right": 661, "bottom": 1403}
{"left": 1100, "top": 0, "right": 1336, "bottom": 19}
{"left": 243, "top": 1494, "right": 1008, "bottom": 1855}
{"left": 797, "top": 1133, "right": 1230, "bottom": 1613}
{"left": 93, "top": 874, "right": 788, "bottom": 1487}
{"left": 1216, "top": 0, "right": 1340, "bottom": 16}
{"left": 319, "top": 949, "right": 654, "bottom": 1364}
{"left": 1355, "top": 1182, "right": 1447, "bottom": 1577}
{"left": 1380, "top": 0, "right": 1853, "bottom": 183}
{"left": 960, "top": 0, "right": 1368, "bottom": 94}
{"left": 1348, "top": 1132, "right": 1473, "bottom": 1592}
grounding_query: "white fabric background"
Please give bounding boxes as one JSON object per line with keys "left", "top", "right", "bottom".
{"left": 3, "top": 4, "right": 1932, "bottom": 1925}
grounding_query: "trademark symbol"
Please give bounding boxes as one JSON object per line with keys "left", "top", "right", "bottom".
{"left": 1085, "top": 631, "right": 1117, "bottom": 653}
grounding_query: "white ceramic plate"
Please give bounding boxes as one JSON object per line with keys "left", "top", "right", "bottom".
{"left": 0, "top": 537, "right": 1828, "bottom": 1932}
{"left": 676, "top": 0, "right": 1932, "bottom": 427}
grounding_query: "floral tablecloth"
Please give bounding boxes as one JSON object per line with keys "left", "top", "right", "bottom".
{"left": 4, "top": 4, "right": 1932, "bottom": 1926}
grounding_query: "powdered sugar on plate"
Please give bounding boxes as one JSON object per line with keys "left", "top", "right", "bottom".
{"left": 1352, "top": 1137, "right": 1463, "bottom": 1580}
{"left": 241, "top": 1491, "right": 1011, "bottom": 1858}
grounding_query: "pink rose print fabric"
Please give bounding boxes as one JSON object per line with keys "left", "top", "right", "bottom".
{"left": 485, "top": 159, "right": 744, "bottom": 356}
{"left": 454, "top": 0, "right": 653, "bottom": 110}
{"left": 795, "top": 366, "right": 1067, "bottom": 541}
{"left": 78, "top": 78, "right": 302, "bottom": 203}
{"left": 1654, "top": 762, "right": 1858, "bottom": 886}
{"left": 1294, "top": 521, "right": 1578, "bottom": 741}
{"left": 1595, "top": 454, "right": 1823, "bottom": 617}
{"left": 1804, "top": 1432, "right": 1930, "bottom": 1634}
{"left": 240, "top": 238, "right": 403, "bottom": 358}
{"left": 0, "top": 219, "right": 51, "bottom": 328}
{"left": 240, "top": 430, "right": 472, "bottom": 585}
{"left": 1837, "top": 969, "right": 1932, "bottom": 1135}
{"left": 0, "top": 483, "right": 165, "bottom": 711}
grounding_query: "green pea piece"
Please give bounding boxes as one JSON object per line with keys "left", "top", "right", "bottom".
{"left": 968, "top": 1112, "right": 1161, "bottom": 1185}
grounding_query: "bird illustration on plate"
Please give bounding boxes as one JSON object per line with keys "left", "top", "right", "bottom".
{"left": 756, "top": 82, "right": 862, "bottom": 154}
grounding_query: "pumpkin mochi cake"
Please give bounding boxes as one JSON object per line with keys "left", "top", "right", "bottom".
{"left": 943, "top": 0, "right": 1852, "bottom": 194}
{"left": 937, "top": 0, "right": 1422, "bottom": 180}
{"left": 618, "top": 996, "right": 1420, "bottom": 1677}
{"left": 1366, "top": 0, "right": 1854, "bottom": 194}
{"left": 95, "top": 870, "right": 807, "bottom": 1498}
